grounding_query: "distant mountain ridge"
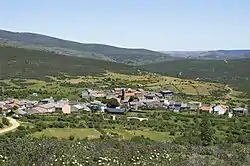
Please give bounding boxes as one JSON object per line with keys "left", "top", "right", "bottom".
{"left": 162, "top": 50, "right": 250, "bottom": 60}
{"left": 0, "top": 29, "right": 176, "bottom": 65}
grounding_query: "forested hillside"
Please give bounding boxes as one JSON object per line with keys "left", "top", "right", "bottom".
{"left": 0, "top": 46, "right": 141, "bottom": 79}
{"left": 142, "top": 59, "right": 250, "bottom": 96}
{"left": 0, "top": 29, "right": 176, "bottom": 65}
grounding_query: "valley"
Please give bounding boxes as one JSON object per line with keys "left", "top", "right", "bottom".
{"left": 0, "top": 33, "right": 250, "bottom": 166}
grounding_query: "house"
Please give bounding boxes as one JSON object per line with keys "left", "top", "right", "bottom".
{"left": 12, "top": 109, "right": 27, "bottom": 118}
{"left": 38, "top": 103, "right": 55, "bottom": 113}
{"left": 155, "top": 93, "right": 163, "bottom": 99}
{"left": 116, "top": 88, "right": 143, "bottom": 100}
{"left": 105, "top": 108, "right": 128, "bottom": 114}
{"left": 173, "top": 106, "right": 181, "bottom": 113}
{"left": 28, "top": 107, "right": 48, "bottom": 114}
{"left": 144, "top": 93, "right": 158, "bottom": 100}
{"left": 41, "top": 97, "right": 54, "bottom": 104}
{"left": 181, "top": 102, "right": 188, "bottom": 109}
{"left": 200, "top": 105, "right": 213, "bottom": 113}
{"left": 188, "top": 101, "right": 202, "bottom": 111}
{"left": 59, "top": 98, "right": 69, "bottom": 103}
{"left": 1, "top": 104, "right": 14, "bottom": 111}
{"left": 160, "top": 90, "right": 174, "bottom": 98}
{"left": 15, "top": 99, "right": 38, "bottom": 110}
{"left": 15, "top": 109, "right": 27, "bottom": 115}
{"left": 232, "top": 107, "right": 248, "bottom": 116}
{"left": 4, "top": 98, "right": 14, "bottom": 104}
{"left": 129, "top": 101, "right": 144, "bottom": 110}
{"left": 142, "top": 100, "right": 163, "bottom": 110}
{"left": 161, "top": 99, "right": 170, "bottom": 106}
{"left": 88, "top": 101, "right": 106, "bottom": 113}
{"left": 82, "top": 89, "right": 106, "bottom": 99}
{"left": 71, "top": 103, "right": 91, "bottom": 113}
{"left": 55, "top": 103, "right": 71, "bottom": 114}
{"left": 213, "top": 105, "right": 229, "bottom": 115}
{"left": 168, "top": 101, "right": 176, "bottom": 109}
{"left": 173, "top": 102, "right": 182, "bottom": 112}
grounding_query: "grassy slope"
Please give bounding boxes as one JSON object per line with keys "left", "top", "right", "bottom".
{"left": 141, "top": 59, "right": 250, "bottom": 96}
{"left": 32, "top": 128, "right": 101, "bottom": 139}
{"left": 2, "top": 72, "right": 226, "bottom": 101}
{"left": 0, "top": 45, "right": 141, "bottom": 79}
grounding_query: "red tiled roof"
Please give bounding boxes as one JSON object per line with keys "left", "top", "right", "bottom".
{"left": 200, "top": 106, "right": 212, "bottom": 111}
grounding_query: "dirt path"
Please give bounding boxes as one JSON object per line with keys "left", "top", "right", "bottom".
{"left": 0, "top": 117, "right": 20, "bottom": 134}
{"left": 225, "top": 85, "right": 233, "bottom": 99}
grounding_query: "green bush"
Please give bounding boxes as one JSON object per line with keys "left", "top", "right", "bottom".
{"left": 17, "top": 126, "right": 26, "bottom": 130}
{"left": 2, "top": 117, "right": 10, "bottom": 126}
{"left": 69, "top": 135, "right": 75, "bottom": 140}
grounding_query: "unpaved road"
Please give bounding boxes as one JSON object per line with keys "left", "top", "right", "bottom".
{"left": 225, "top": 85, "right": 233, "bottom": 99}
{"left": 0, "top": 117, "right": 20, "bottom": 134}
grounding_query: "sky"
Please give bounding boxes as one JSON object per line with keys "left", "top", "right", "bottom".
{"left": 0, "top": 0, "right": 250, "bottom": 51}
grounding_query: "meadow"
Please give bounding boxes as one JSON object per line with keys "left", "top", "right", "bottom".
{"left": 1, "top": 72, "right": 238, "bottom": 103}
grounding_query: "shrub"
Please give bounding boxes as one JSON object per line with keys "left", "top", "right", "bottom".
{"left": 2, "top": 117, "right": 10, "bottom": 126}
{"left": 17, "top": 126, "right": 26, "bottom": 130}
{"left": 170, "top": 130, "right": 176, "bottom": 136}
{"left": 69, "top": 135, "right": 75, "bottom": 140}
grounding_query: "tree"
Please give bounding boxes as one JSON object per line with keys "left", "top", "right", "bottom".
{"left": 17, "top": 126, "right": 26, "bottom": 130}
{"left": 69, "top": 135, "right": 75, "bottom": 140}
{"left": 13, "top": 105, "right": 18, "bottom": 110}
{"left": 2, "top": 117, "right": 9, "bottom": 126}
{"left": 200, "top": 117, "right": 215, "bottom": 146}
{"left": 128, "top": 96, "right": 135, "bottom": 102}
{"left": 107, "top": 98, "right": 120, "bottom": 108}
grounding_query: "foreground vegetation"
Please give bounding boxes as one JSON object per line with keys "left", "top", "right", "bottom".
{"left": 1, "top": 136, "right": 250, "bottom": 166}
{"left": 2, "top": 109, "right": 250, "bottom": 165}
{"left": 11, "top": 110, "right": 250, "bottom": 145}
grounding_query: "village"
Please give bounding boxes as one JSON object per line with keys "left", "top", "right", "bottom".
{"left": 0, "top": 87, "right": 248, "bottom": 120}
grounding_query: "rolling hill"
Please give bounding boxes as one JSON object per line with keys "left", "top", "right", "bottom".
{"left": 0, "top": 45, "right": 142, "bottom": 79}
{"left": 141, "top": 59, "right": 250, "bottom": 96}
{"left": 163, "top": 50, "right": 250, "bottom": 60}
{"left": 199, "top": 50, "right": 250, "bottom": 60}
{"left": 0, "top": 29, "right": 176, "bottom": 65}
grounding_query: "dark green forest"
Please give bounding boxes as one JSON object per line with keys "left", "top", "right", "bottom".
{"left": 142, "top": 59, "right": 250, "bottom": 96}
{"left": 0, "top": 46, "right": 140, "bottom": 79}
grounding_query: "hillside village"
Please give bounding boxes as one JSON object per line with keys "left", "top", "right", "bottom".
{"left": 0, "top": 87, "right": 248, "bottom": 119}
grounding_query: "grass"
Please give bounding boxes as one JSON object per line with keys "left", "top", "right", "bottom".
{"left": 32, "top": 128, "right": 102, "bottom": 140}
{"left": 2, "top": 71, "right": 240, "bottom": 102}
{"left": 105, "top": 129, "right": 176, "bottom": 142}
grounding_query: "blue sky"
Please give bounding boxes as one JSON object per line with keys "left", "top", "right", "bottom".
{"left": 1, "top": 0, "right": 249, "bottom": 51}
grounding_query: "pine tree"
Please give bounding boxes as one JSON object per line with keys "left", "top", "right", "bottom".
{"left": 200, "top": 117, "right": 215, "bottom": 146}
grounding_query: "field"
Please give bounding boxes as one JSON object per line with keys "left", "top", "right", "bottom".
{"left": 1, "top": 72, "right": 236, "bottom": 102}
{"left": 32, "top": 128, "right": 101, "bottom": 140}
{"left": 31, "top": 127, "right": 176, "bottom": 141}
{"left": 105, "top": 129, "right": 176, "bottom": 141}
{"left": 20, "top": 108, "right": 250, "bottom": 145}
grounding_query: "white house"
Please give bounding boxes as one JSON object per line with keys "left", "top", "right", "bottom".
{"left": 213, "top": 105, "right": 228, "bottom": 115}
